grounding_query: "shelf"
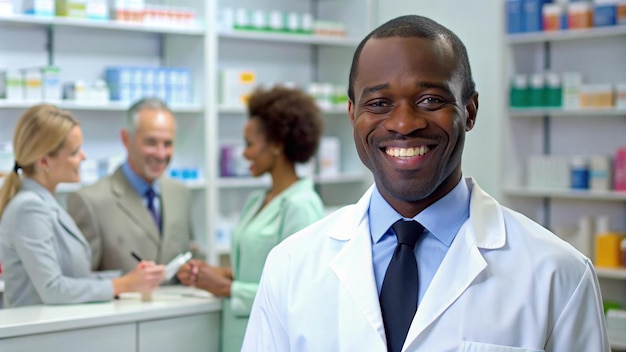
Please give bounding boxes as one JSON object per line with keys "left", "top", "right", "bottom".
{"left": 218, "top": 104, "right": 348, "bottom": 115}
{"left": 55, "top": 179, "right": 206, "bottom": 193}
{"left": 595, "top": 267, "right": 626, "bottom": 280}
{"left": 0, "top": 100, "right": 203, "bottom": 113}
{"left": 218, "top": 29, "right": 360, "bottom": 47}
{"left": 0, "top": 14, "right": 204, "bottom": 35}
{"left": 504, "top": 186, "right": 626, "bottom": 201}
{"left": 507, "top": 25, "right": 626, "bottom": 44}
{"left": 509, "top": 107, "right": 626, "bottom": 118}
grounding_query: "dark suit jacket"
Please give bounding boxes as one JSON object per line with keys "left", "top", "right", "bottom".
{"left": 66, "top": 167, "right": 195, "bottom": 273}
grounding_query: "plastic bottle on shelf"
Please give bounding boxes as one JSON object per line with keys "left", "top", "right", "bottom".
{"left": 528, "top": 73, "right": 545, "bottom": 107}
{"left": 570, "top": 156, "right": 590, "bottom": 189}
{"left": 594, "top": 215, "right": 624, "bottom": 268}
{"left": 542, "top": 3, "right": 565, "bottom": 31}
{"left": 509, "top": 74, "right": 529, "bottom": 107}
{"left": 545, "top": 72, "right": 562, "bottom": 107}
{"left": 567, "top": 1, "right": 593, "bottom": 29}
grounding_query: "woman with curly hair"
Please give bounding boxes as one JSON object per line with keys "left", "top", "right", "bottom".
{"left": 178, "top": 85, "right": 325, "bottom": 352}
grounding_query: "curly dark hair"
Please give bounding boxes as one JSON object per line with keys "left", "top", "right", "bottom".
{"left": 247, "top": 85, "right": 323, "bottom": 164}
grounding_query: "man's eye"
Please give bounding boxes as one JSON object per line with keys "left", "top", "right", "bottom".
{"left": 417, "top": 97, "right": 446, "bottom": 108}
{"left": 368, "top": 100, "right": 391, "bottom": 108}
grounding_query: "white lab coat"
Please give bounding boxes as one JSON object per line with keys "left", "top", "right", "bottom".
{"left": 242, "top": 178, "right": 610, "bottom": 352}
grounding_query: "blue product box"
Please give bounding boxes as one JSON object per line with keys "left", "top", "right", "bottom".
{"left": 23, "top": 0, "right": 55, "bottom": 17}
{"left": 594, "top": 4, "right": 617, "bottom": 27}
{"left": 105, "top": 67, "right": 133, "bottom": 102}
{"left": 523, "top": 0, "right": 553, "bottom": 32}
{"left": 507, "top": 0, "right": 524, "bottom": 33}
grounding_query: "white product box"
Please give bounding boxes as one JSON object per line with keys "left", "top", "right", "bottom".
{"left": 219, "top": 69, "right": 256, "bottom": 108}
{"left": 86, "top": 0, "right": 109, "bottom": 20}
{"left": 527, "top": 155, "right": 570, "bottom": 189}
{"left": 0, "top": 69, "right": 23, "bottom": 100}
{"left": 0, "top": 0, "right": 13, "bottom": 16}
{"left": 318, "top": 136, "right": 341, "bottom": 177}
{"left": 21, "top": 68, "right": 42, "bottom": 101}
{"left": 561, "top": 72, "right": 583, "bottom": 109}
{"left": 589, "top": 155, "right": 613, "bottom": 191}
{"left": 41, "top": 66, "right": 61, "bottom": 101}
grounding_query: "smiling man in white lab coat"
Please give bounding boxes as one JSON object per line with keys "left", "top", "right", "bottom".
{"left": 242, "top": 15, "right": 610, "bottom": 352}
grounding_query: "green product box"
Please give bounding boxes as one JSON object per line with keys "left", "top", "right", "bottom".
{"left": 56, "top": 0, "right": 87, "bottom": 19}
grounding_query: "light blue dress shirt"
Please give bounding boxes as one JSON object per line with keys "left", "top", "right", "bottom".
{"left": 121, "top": 162, "right": 161, "bottom": 214}
{"left": 369, "top": 177, "right": 470, "bottom": 305}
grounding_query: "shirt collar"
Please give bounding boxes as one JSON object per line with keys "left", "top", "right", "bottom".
{"left": 369, "top": 177, "right": 470, "bottom": 246}
{"left": 121, "top": 161, "right": 161, "bottom": 196}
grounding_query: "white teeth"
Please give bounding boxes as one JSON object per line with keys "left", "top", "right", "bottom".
{"left": 386, "top": 146, "right": 430, "bottom": 157}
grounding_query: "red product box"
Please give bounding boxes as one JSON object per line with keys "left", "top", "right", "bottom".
{"left": 613, "top": 147, "right": 626, "bottom": 191}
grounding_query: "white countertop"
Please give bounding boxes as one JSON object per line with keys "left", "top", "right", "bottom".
{"left": 0, "top": 286, "right": 221, "bottom": 339}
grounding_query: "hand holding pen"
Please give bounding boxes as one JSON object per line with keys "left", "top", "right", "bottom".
{"left": 128, "top": 252, "right": 166, "bottom": 291}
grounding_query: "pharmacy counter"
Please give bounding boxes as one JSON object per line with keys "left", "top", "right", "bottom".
{"left": 0, "top": 286, "right": 221, "bottom": 352}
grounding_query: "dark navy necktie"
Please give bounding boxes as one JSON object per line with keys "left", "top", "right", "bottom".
{"left": 379, "top": 220, "right": 424, "bottom": 352}
{"left": 145, "top": 187, "right": 161, "bottom": 233}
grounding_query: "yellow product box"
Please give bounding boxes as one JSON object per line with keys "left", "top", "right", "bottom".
{"left": 579, "top": 84, "right": 614, "bottom": 108}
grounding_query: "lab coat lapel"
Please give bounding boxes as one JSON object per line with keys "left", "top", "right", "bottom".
{"left": 329, "top": 186, "right": 388, "bottom": 349}
{"left": 404, "top": 178, "right": 505, "bottom": 350}
{"left": 111, "top": 170, "right": 160, "bottom": 246}
{"left": 404, "top": 225, "right": 487, "bottom": 348}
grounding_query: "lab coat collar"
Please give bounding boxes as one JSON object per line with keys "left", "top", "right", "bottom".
{"left": 328, "top": 177, "right": 507, "bottom": 349}
{"left": 328, "top": 177, "right": 506, "bottom": 250}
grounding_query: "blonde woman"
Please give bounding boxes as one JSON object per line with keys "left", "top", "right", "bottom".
{"left": 0, "top": 104, "right": 165, "bottom": 308}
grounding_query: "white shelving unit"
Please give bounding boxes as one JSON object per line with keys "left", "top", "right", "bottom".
{"left": 205, "top": 0, "right": 375, "bottom": 265}
{"left": 0, "top": 3, "right": 211, "bottom": 259}
{"left": 503, "top": 26, "right": 626, "bottom": 350}
{"left": 1, "top": 1, "right": 375, "bottom": 267}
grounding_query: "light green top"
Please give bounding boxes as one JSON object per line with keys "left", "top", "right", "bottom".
{"left": 221, "top": 178, "right": 324, "bottom": 352}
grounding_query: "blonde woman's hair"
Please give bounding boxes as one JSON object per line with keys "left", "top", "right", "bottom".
{"left": 0, "top": 104, "right": 79, "bottom": 217}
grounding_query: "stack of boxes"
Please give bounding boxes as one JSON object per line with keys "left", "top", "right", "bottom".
{"left": 105, "top": 66, "right": 191, "bottom": 106}
{"left": 507, "top": 0, "right": 626, "bottom": 34}
{"left": 510, "top": 71, "right": 626, "bottom": 110}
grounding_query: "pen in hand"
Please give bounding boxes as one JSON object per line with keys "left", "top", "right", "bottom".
{"left": 131, "top": 251, "right": 143, "bottom": 262}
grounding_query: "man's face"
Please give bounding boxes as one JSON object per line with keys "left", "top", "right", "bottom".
{"left": 348, "top": 37, "right": 477, "bottom": 217}
{"left": 123, "top": 108, "right": 176, "bottom": 182}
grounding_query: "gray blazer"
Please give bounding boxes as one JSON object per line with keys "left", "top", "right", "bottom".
{"left": 0, "top": 178, "right": 114, "bottom": 308}
{"left": 66, "top": 167, "right": 195, "bottom": 274}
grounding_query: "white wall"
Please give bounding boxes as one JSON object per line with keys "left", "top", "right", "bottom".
{"left": 375, "top": 0, "right": 506, "bottom": 200}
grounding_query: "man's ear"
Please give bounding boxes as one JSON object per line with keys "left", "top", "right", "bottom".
{"left": 348, "top": 100, "right": 355, "bottom": 127}
{"left": 121, "top": 129, "right": 129, "bottom": 149}
{"left": 465, "top": 93, "right": 479, "bottom": 131}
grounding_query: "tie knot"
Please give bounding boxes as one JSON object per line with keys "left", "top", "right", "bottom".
{"left": 145, "top": 187, "right": 156, "bottom": 200}
{"left": 391, "top": 220, "right": 424, "bottom": 248}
